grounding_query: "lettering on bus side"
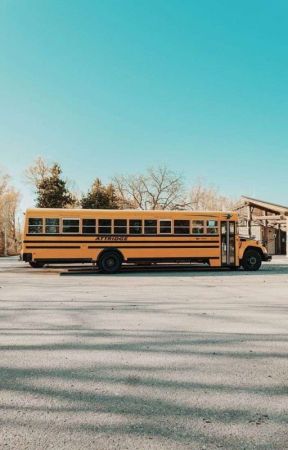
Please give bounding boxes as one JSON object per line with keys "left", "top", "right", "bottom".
{"left": 95, "top": 236, "right": 128, "bottom": 241}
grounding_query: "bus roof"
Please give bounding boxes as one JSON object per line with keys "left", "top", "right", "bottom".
{"left": 25, "top": 208, "right": 238, "bottom": 218}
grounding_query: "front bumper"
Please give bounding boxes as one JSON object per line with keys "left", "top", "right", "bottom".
{"left": 262, "top": 253, "right": 272, "bottom": 262}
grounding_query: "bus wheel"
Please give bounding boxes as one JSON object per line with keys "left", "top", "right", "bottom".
{"left": 98, "top": 252, "right": 122, "bottom": 274}
{"left": 241, "top": 250, "right": 262, "bottom": 271}
{"left": 29, "top": 261, "right": 44, "bottom": 268}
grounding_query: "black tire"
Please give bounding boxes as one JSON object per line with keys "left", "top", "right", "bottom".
{"left": 29, "top": 261, "right": 44, "bottom": 268}
{"left": 241, "top": 250, "right": 262, "bottom": 271}
{"left": 98, "top": 252, "right": 122, "bottom": 274}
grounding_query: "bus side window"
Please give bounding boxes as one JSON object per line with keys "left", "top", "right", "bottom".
{"left": 129, "top": 220, "right": 142, "bottom": 234}
{"left": 99, "top": 219, "right": 112, "bottom": 234}
{"left": 144, "top": 220, "right": 157, "bottom": 234}
{"left": 83, "top": 219, "right": 96, "bottom": 234}
{"left": 28, "top": 218, "right": 43, "bottom": 234}
{"left": 206, "top": 220, "right": 218, "bottom": 235}
{"left": 174, "top": 220, "right": 189, "bottom": 234}
{"left": 191, "top": 220, "right": 204, "bottom": 234}
{"left": 63, "top": 219, "right": 80, "bottom": 233}
{"left": 160, "top": 220, "right": 171, "bottom": 234}
{"left": 114, "top": 219, "right": 127, "bottom": 234}
{"left": 45, "top": 218, "right": 60, "bottom": 234}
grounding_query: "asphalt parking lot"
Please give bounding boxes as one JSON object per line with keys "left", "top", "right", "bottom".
{"left": 0, "top": 257, "right": 287, "bottom": 450}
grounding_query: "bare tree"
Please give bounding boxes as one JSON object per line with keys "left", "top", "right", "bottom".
{"left": 113, "top": 166, "right": 188, "bottom": 210}
{"left": 0, "top": 172, "right": 9, "bottom": 196}
{"left": 0, "top": 172, "right": 20, "bottom": 255}
{"left": 189, "top": 179, "right": 237, "bottom": 211}
{"left": 24, "top": 156, "right": 52, "bottom": 188}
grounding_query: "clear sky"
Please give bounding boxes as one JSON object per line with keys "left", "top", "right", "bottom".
{"left": 0, "top": 0, "right": 287, "bottom": 210}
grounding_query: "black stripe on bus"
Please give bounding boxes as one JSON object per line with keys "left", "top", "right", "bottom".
{"left": 26, "top": 245, "right": 219, "bottom": 250}
{"left": 87, "top": 245, "right": 219, "bottom": 249}
{"left": 26, "top": 245, "right": 219, "bottom": 249}
{"left": 24, "top": 239, "right": 219, "bottom": 244}
{"left": 26, "top": 233, "right": 220, "bottom": 238}
{"left": 26, "top": 246, "right": 81, "bottom": 249}
{"left": 35, "top": 258, "right": 92, "bottom": 263}
{"left": 34, "top": 256, "right": 219, "bottom": 264}
{"left": 127, "top": 257, "right": 219, "bottom": 262}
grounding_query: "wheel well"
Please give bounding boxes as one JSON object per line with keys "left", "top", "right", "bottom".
{"left": 242, "top": 246, "right": 264, "bottom": 259}
{"left": 97, "top": 248, "right": 124, "bottom": 263}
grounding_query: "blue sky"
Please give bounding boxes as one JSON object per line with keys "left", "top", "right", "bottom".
{"left": 0, "top": 0, "right": 287, "bottom": 210}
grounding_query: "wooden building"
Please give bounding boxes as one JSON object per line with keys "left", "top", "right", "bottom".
{"left": 237, "top": 196, "right": 288, "bottom": 255}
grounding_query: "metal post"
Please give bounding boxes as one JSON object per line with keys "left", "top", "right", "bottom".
{"left": 286, "top": 218, "right": 288, "bottom": 257}
{"left": 247, "top": 205, "right": 251, "bottom": 237}
{"left": 226, "top": 222, "right": 230, "bottom": 265}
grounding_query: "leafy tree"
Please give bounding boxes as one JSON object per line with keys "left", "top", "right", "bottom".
{"left": 81, "top": 178, "right": 119, "bottom": 209}
{"left": 36, "top": 164, "right": 76, "bottom": 208}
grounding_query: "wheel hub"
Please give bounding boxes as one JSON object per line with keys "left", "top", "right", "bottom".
{"left": 106, "top": 257, "right": 115, "bottom": 267}
{"left": 249, "top": 256, "right": 257, "bottom": 265}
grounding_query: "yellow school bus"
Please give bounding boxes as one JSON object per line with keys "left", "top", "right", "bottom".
{"left": 21, "top": 208, "right": 271, "bottom": 272}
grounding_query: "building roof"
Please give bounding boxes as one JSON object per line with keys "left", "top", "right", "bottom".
{"left": 240, "top": 196, "right": 288, "bottom": 214}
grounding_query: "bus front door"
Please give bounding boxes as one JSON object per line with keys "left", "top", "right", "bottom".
{"left": 221, "top": 221, "right": 236, "bottom": 267}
